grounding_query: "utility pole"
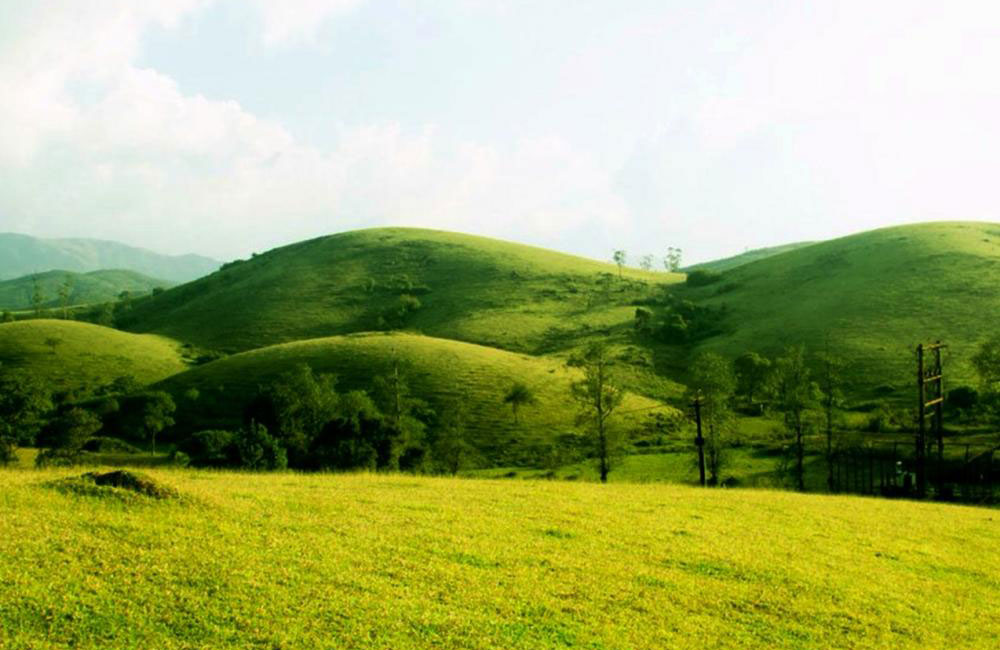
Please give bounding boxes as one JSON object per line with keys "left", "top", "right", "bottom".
{"left": 693, "top": 393, "right": 706, "bottom": 487}
{"left": 916, "top": 342, "right": 946, "bottom": 499}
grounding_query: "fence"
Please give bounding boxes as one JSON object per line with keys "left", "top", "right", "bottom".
{"left": 830, "top": 441, "right": 998, "bottom": 504}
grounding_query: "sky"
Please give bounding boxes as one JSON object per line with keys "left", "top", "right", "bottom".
{"left": 0, "top": 1, "right": 997, "bottom": 265}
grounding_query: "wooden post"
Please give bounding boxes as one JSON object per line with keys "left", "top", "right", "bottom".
{"left": 693, "top": 394, "right": 706, "bottom": 487}
{"left": 916, "top": 344, "right": 927, "bottom": 498}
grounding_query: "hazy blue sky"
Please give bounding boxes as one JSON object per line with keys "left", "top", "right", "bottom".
{"left": 0, "top": 1, "right": 997, "bottom": 264}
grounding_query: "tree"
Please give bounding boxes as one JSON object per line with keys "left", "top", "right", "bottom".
{"left": 0, "top": 373, "right": 52, "bottom": 458}
{"left": 44, "top": 337, "right": 62, "bottom": 355}
{"left": 639, "top": 254, "right": 654, "bottom": 271}
{"left": 36, "top": 407, "right": 102, "bottom": 466}
{"left": 690, "top": 352, "right": 736, "bottom": 485}
{"left": 815, "top": 344, "right": 844, "bottom": 492}
{"left": 58, "top": 275, "right": 73, "bottom": 320}
{"left": 664, "top": 247, "right": 683, "bottom": 272}
{"left": 773, "top": 345, "right": 818, "bottom": 491}
{"left": 372, "top": 361, "right": 429, "bottom": 470}
{"left": 502, "top": 381, "right": 537, "bottom": 424}
{"left": 972, "top": 337, "right": 1000, "bottom": 426}
{"left": 2, "top": 310, "right": 14, "bottom": 323}
{"left": 612, "top": 250, "right": 626, "bottom": 279}
{"left": 569, "top": 343, "right": 624, "bottom": 483}
{"left": 245, "top": 364, "right": 339, "bottom": 464}
{"left": 432, "top": 399, "right": 474, "bottom": 475}
{"left": 235, "top": 421, "right": 287, "bottom": 470}
{"left": 733, "top": 352, "right": 771, "bottom": 411}
{"left": 140, "top": 392, "right": 175, "bottom": 455}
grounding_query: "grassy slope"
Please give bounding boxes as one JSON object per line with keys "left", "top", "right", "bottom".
{"left": 1, "top": 470, "right": 998, "bottom": 649}
{"left": 0, "top": 269, "right": 171, "bottom": 311}
{"left": 158, "top": 332, "right": 671, "bottom": 455}
{"left": 684, "top": 221, "right": 1000, "bottom": 396}
{"left": 124, "top": 227, "right": 682, "bottom": 356}
{"left": 0, "top": 320, "right": 187, "bottom": 390}
{"left": 684, "top": 241, "right": 816, "bottom": 273}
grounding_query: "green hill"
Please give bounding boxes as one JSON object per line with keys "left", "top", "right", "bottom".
{"left": 684, "top": 241, "right": 815, "bottom": 273}
{"left": 0, "top": 269, "right": 171, "bottom": 311}
{"left": 0, "top": 233, "right": 219, "bottom": 283}
{"left": 0, "top": 320, "right": 188, "bottom": 392}
{"left": 682, "top": 221, "right": 1000, "bottom": 395}
{"left": 123, "top": 227, "right": 681, "bottom": 355}
{"left": 2, "top": 470, "right": 998, "bottom": 648}
{"left": 159, "top": 332, "right": 673, "bottom": 460}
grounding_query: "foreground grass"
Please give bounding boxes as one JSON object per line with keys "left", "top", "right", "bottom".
{"left": 1, "top": 470, "right": 998, "bottom": 649}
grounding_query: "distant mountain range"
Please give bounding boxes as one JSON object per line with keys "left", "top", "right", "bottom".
{"left": 0, "top": 233, "right": 220, "bottom": 283}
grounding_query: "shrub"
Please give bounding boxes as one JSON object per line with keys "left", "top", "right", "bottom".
{"left": 947, "top": 386, "right": 978, "bottom": 411}
{"left": 183, "top": 429, "right": 238, "bottom": 467}
{"left": 235, "top": 422, "right": 288, "bottom": 471}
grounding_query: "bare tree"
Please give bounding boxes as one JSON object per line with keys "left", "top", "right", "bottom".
{"left": 664, "top": 247, "right": 683, "bottom": 272}
{"left": 58, "top": 275, "right": 73, "bottom": 320}
{"left": 639, "top": 254, "right": 654, "bottom": 271}
{"left": 816, "top": 342, "right": 844, "bottom": 492}
{"left": 569, "top": 343, "right": 624, "bottom": 483}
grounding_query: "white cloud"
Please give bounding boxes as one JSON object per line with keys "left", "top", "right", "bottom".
{"left": 0, "top": 1, "right": 628, "bottom": 259}
{"left": 249, "top": 0, "right": 366, "bottom": 45}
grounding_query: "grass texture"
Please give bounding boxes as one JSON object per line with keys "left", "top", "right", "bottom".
{"left": 1, "top": 469, "right": 997, "bottom": 649}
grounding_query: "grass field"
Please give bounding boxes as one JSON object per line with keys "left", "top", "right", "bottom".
{"left": 158, "top": 332, "right": 676, "bottom": 459}
{"left": 1, "top": 469, "right": 997, "bottom": 649}
{"left": 0, "top": 320, "right": 188, "bottom": 390}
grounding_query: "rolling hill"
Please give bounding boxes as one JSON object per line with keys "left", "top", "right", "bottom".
{"left": 0, "top": 233, "right": 219, "bottom": 283}
{"left": 682, "top": 221, "right": 1000, "bottom": 395}
{"left": 684, "top": 241, "right": 816, "bottom": 273}
{"left": 158, "top": 332, "right": 674, "bottom": 461}
{"left": 123, "top": 227, "right": 682, "bottom": 355}
{"left": 0, "top": 269, "right": 171, "bottom": 311}
{"left": 0, "top": 320, "right": 188, "bottom": 392}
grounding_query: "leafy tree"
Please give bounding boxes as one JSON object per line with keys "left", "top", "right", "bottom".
{"left": 0, "top": 374, "right": 52, "bottom": 455}
{"left": 568, "top": 343, "right": 624, "bottom": 483}
{"left": 502, "top": 381, "right": 537, "bottom": 424}
{"left": 633, "top": 307, "right": 652, "bottom": 333}
{"left": 372, "top": 361, "right": 428, "bottom": 470}
{"left": 690, "top": 352, "right": 736, "bottom": 485}
{"left": 141, "top": 391, "right": 175, "bottom": 455}
{"left": 612, "top": 250, "right": 626, "bottom": 279}
{"left": 733, "top": 352, "right": 771, "bottom": 410}
{"left": 432, "top": 399, "right": 474, "bottom": 475}
{"left": 773, "top": 345, "right": 819, "bottom": 491}
{"left": 235, "top": 422, "right": 287, "bottom": 470}
{"left": 639, "top": 254, "right": 654, "bottom": 271}
{"left": 2, "top": 310, "right": 14, "bottom": 323}
{"left": 972, "top": 337, "right": 1000, "bottom": 426}
{"left": 664, "top": 247, "right": 682, "bottom": 272}
{"left": 245, "top": 364, "right": 338, "bottom": 464}
{"left": 95, "top": 302, "right": 115, "bottom": 327}
{"left": 44, "top": 337, "right": 62, "bottom": 355}
{"left": 309, "top": 390, "right": 382, "bottom": 470}
{"left": 815, "top": 345, "right": 844, "bottom": 492}
{"left": 36, "top": 408, "right": 102, "bottom": 466}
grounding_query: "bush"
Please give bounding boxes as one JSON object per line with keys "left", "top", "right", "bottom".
{"left": 685, "top": 270, "right": 722, "bottom": 287}
{"left": 947, "top": 386, "right": 979, "bottom": 411}
{"left": 183, "top": 429, "right": 238, "bottom": 467}
{"left": 235, "top": 422, "right": 288, "bottom": 470}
